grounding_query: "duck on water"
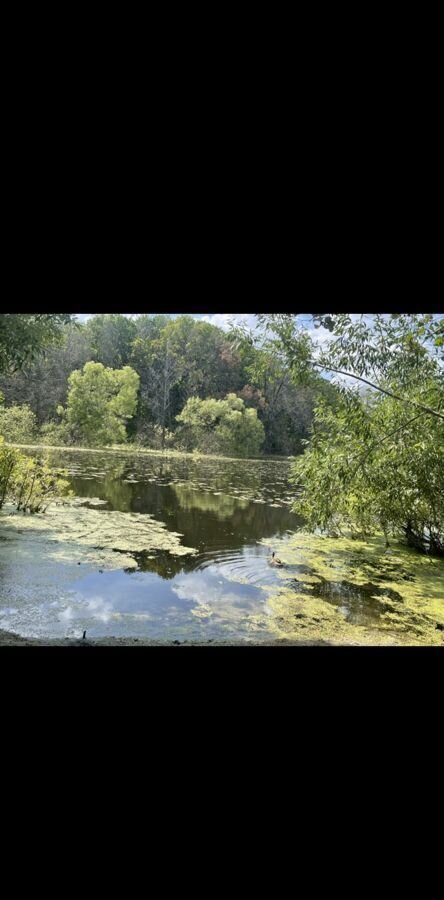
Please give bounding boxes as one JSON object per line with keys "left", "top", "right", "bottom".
{"left": 269, "top": 552, "right": 284, "bottom": 567}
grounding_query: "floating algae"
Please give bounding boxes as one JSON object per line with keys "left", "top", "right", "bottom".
{"left": 259, "top": 532, "right": 444, "bottom": 645}
{"left": 0, "top": 501, "right": 201, "bottom": 638}
{"left": 0, "top": 500, "right": 198, "bottom": 564}
{"left": 10, "top": 446, "right": 441, "bottom": 645}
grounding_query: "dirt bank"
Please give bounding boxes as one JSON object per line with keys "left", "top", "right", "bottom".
{"left": 0, "top": 628, "right": 328, "bottom": 646}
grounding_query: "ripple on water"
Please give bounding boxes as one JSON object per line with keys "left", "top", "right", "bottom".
{"left": 15, "top": 449, "right": 437, "bottom": 643}
{"left": 192, "top": 547, "right": 283, "bottom": 588}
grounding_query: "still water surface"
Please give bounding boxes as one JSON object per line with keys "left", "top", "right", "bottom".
{"left": 1, "top": 448, "right": 442, "bottom": 643}
{"left": 0, "top": 449, "right": 301, "bottom": 641}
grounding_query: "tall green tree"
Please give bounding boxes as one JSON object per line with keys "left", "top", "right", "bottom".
{"left": 232, "top": 329, "right": 339, "bottom": 454}
{"left": 0, "top": 321, "right": 93, "bottom": 424}
{"left": 0, "top": 315, "right": 73, "bottom": 513}
{"left": 86, "top": 314, "right": 137, "bottom": 369}
{"left": 256, "top": 313, "right": 444, "bottom": 421}
{"left": 250, "top": 314, "right": 444, "bottom": 553}
{"left": 167, "top": 317, "right": 245, "bottom": 405}
{"left": 134, "top": 314, "right": 172, "bottom": 342}
{"left": 130, "top": 332, "right": 183, "bottom": 448}
{"left": 0, "top": 314, "right": 72, "bottom": 374}
{"left": 60, "top": 362, "right": 140, "bottom": 446}
{"left": 291, "top": 378, "right": 444, "bottom": 554}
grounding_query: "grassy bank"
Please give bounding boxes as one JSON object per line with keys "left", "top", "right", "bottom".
{"left": 5, "top": 442, "right": 287, "bottom": 465}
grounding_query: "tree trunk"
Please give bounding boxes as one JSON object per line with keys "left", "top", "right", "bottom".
{"left": 161, "top": 341, "right": 169, "bottom": 450}
{"left": 404, "top": 521, "right": 428, "bottom": 553}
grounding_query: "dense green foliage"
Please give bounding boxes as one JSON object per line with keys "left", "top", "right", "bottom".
{"left": 0, "top": 321, "right": 94, "bottom": 425}
{"left": 255, "top": 313, "right": 444, "bottom": 420}
{"left": 87, "top": 314, "right": 137, "bottom": 368}
{"left": 0, "top": 314, "right": 72, "bottom": 374}
{"left": 1, "top": 311, "right": 443, "bottom": 561}
{"left": 176, "top": 394, "right": 265, "bottom": 457}
{"left": 254, "top": 313, "right": 444, "bottom": 554}
{"left": 291, "top": 385, "right": 444, "bottom": 553}
{"left": 39, "top": 421, "right": 73, "bottom": 446}
{"left": 0, "top": 437, "right": 71, "bottom": 513}
{"left": 0, "top": 317, "right": 73, "bottom": 514}
{"left": 0, "top": 314, "right": 331, "bottom": 455}
{"left": 59, "top": 362, "right": 140, "bottom": 446}
{"left": 0, "top": 401, "right": 37, "bottom": 444}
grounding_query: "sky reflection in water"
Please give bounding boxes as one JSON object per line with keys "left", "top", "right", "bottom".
{"left": 1, "top": 449, "right": 297, "bottom": 640}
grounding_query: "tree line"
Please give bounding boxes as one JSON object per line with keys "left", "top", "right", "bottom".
{"left": 1, "top": 311, "right": 443, "bottom": 555}
{"left": 0, "top": 314, "right": 336, "bottom": 456}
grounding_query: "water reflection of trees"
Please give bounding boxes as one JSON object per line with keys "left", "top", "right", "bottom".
{"left": 41, "top": 449, "right": 289, "bottom": 499}
{"left": 132, "top": 482, "right": 301, "bottom": 578}
{"left": 171, "top": 484, "right": 250, "bottom": 517}
{"left": 134, "top": 549, "right": 183, "bottom": 579}
{"left": 69, "top": 464, "right": 133, "bottom": 512}
{"left": 133, "top": 455, "right": 270, "bottom": 496}
{"left": 43, "top": 450, "right": 300, "bottom": 580}
{"left": 67, "top": 475, "right": 301, "bottom": 579}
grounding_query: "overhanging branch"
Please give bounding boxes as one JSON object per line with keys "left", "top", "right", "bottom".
{"left": 312, "top": 361, "right": 444, "bottom": 421}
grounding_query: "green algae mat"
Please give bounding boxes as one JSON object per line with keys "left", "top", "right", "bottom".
{"left": 259, "top": 533, "right": 444, "bottom": 645}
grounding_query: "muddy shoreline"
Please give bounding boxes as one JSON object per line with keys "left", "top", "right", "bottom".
{"left": 0, "top": 628, "right": 326, "bottom": 647}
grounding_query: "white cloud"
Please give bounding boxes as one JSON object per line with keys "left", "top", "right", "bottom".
{"left": 301, "top": 323, "right": 335, "bottom": 353}
{"left": 200, "top": 313, "right": 260, "bottom": 333}
{"left": 200, "top": 313, "right": 235, "bottom": 331}
{"left": 172, "top": 573, "right": 256, "bottom": 621}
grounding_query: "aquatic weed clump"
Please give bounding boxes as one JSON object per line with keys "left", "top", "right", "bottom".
{"left": 0, "top": 497, "right": 198, "bottom": 562}
{"left": 259, "top": 532, "right": 444, "bottom": 645}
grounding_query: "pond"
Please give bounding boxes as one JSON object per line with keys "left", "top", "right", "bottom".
{"left": 0, "top": 447, "right": 443, "bottom": 644}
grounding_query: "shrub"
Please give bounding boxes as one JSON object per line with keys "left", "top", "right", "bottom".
{"left": 0, "top": 403, "right": 37, "bottom": 444}
{"left": 39, "top": 422, "right": 72, "bottom": 446}
{"left": 0, "top": 437, "right": 71, "bottom": 513}
{"left": 176, "top": 393, "right": 265, "bottom": 458}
